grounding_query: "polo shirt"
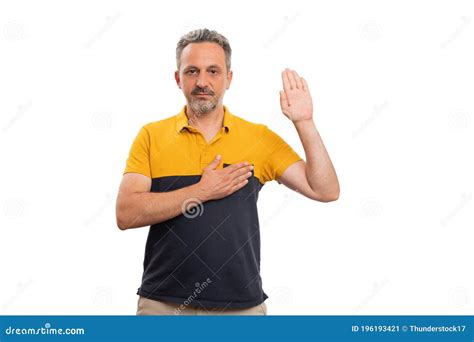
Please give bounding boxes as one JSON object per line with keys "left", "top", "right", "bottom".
{"left": 123, "top": 105, "right": 302, "bottom": 309}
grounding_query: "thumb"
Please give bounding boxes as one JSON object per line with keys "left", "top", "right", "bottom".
{"left": 204, "top": 154, "right": 222, "bottom": 171}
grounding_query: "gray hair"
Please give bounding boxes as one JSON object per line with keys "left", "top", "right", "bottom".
{"left": 176, "top": 28, "right": 232, "bottom": 71}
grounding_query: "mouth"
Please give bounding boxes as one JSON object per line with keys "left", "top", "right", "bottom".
{"left": 193, "top": 93, "right": 212, "bottom": 97}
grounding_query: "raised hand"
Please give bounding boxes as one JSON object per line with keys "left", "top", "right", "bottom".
{"left": 280, "top": 68, "right": 313, "bottom": 123}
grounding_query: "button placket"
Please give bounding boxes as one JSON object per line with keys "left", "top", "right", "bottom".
{"left": 199, "top": 128, "right": 226, "bottom": 169}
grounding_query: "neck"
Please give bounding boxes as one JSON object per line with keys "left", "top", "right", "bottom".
{"left": 186, "top": 104, "right": 224, "bottom": 130}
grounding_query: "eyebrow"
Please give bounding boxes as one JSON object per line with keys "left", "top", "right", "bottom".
{"left": 184, "top": 64, "right": 222, "bottom": 71}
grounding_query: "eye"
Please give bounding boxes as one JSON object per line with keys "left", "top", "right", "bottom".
{"left": 209, "top": 69, "right": 218, "bottom": 75}
{"left": 186, "top": 69, "right": 197, "bottom": 75}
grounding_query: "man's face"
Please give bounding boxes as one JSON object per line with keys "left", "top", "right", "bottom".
{"left": 175, "top": 42, "right": 232, "bottom": 116}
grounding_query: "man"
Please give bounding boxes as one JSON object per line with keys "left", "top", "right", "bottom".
{"left": 116, "top": 28, "right": 339, "bottom": 315}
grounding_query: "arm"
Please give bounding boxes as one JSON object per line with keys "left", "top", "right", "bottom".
{"left": 116, "top": 173, "right": 204, "bottom": 230}
{"left": 277, "top": 68, "right": 340, "bottom": 202}
{"left": 116, "top": 155, "right": 254, "bottom": 230}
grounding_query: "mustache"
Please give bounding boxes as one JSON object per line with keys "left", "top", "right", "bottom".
{"left": 191, "top": 87, "right": 215, "bottom": 96}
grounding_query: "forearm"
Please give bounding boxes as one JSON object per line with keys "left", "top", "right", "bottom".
{"left": 294, "top": 119, "right": 340, "bottom": 198}
{"left": 117, "top": 183, "right": 208, "bottom": 230}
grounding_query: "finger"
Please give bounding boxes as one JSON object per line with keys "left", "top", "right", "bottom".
{"left": 232, "top": 167, "right": 253, "bottom": 180}
{"left": 293, "top": 70, "right": 303, "bottom": 90}
{"left": 229, "top": 163, "right": 253, "bottom": 175}
{"left": 280, "top": 90, "right": 289, "bottom": 108}
{"left": 204, "top": 154, "right": 221, "bottom": 170}
{"left": 226, "top": 161, "right": 249, "bottom": 173}
{"left": 230, "top": 179, "right": 249, "bottom": 193}
{"left": 302, "top": 77, "right": 311, "bottom": 94}
{"left": 281, "top": 70, "right": 291, "bottom": 92}
{"left": 286, "top": 68, "right": 297, "bottom": 89}
{"left": 231, "top": 174, "right": 250, "bottom": 188}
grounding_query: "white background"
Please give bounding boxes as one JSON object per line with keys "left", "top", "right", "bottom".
{"left": 1, "top": 0, "right": 473, "bottom": 315}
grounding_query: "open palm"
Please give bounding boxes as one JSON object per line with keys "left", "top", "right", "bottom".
{"left": 280, "top": 68, "right": 313, "bottom": 123}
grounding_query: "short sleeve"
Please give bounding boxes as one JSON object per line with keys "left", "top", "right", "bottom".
{"left": 123, "top": 126, "right": 152, "bottom": 178}
{"left": 260, "top": 125, "right": 303, "bottom": 184}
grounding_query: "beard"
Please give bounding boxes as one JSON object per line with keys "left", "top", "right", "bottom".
{"left": 187, "top": 87, "right": 219, "bottom": 116}
{"left": 189, "top": 96, "right": 218, "bottom": 115}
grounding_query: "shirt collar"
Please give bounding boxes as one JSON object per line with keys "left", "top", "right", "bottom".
{"left": 175, "top": 105, "right": 233, "bottom": 134}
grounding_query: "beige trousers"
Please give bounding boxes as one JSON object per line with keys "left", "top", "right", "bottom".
{"left": 136, "top": 296, "right": 267, "bottom": 316}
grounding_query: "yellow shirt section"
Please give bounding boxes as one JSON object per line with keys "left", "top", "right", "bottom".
{"left": 123, "top": 106, "right": 302, "bottom": 185}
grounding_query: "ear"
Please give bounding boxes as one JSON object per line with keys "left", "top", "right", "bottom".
{"left": 226, "top": 70, "right": 233, "bottom": 90}
{"left": 174, "top": 70, "right": 181, "bottom": 89}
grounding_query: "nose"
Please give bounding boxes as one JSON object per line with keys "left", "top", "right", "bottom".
{"left": 196, "top": 73, "right": 209, "bottom": 88}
